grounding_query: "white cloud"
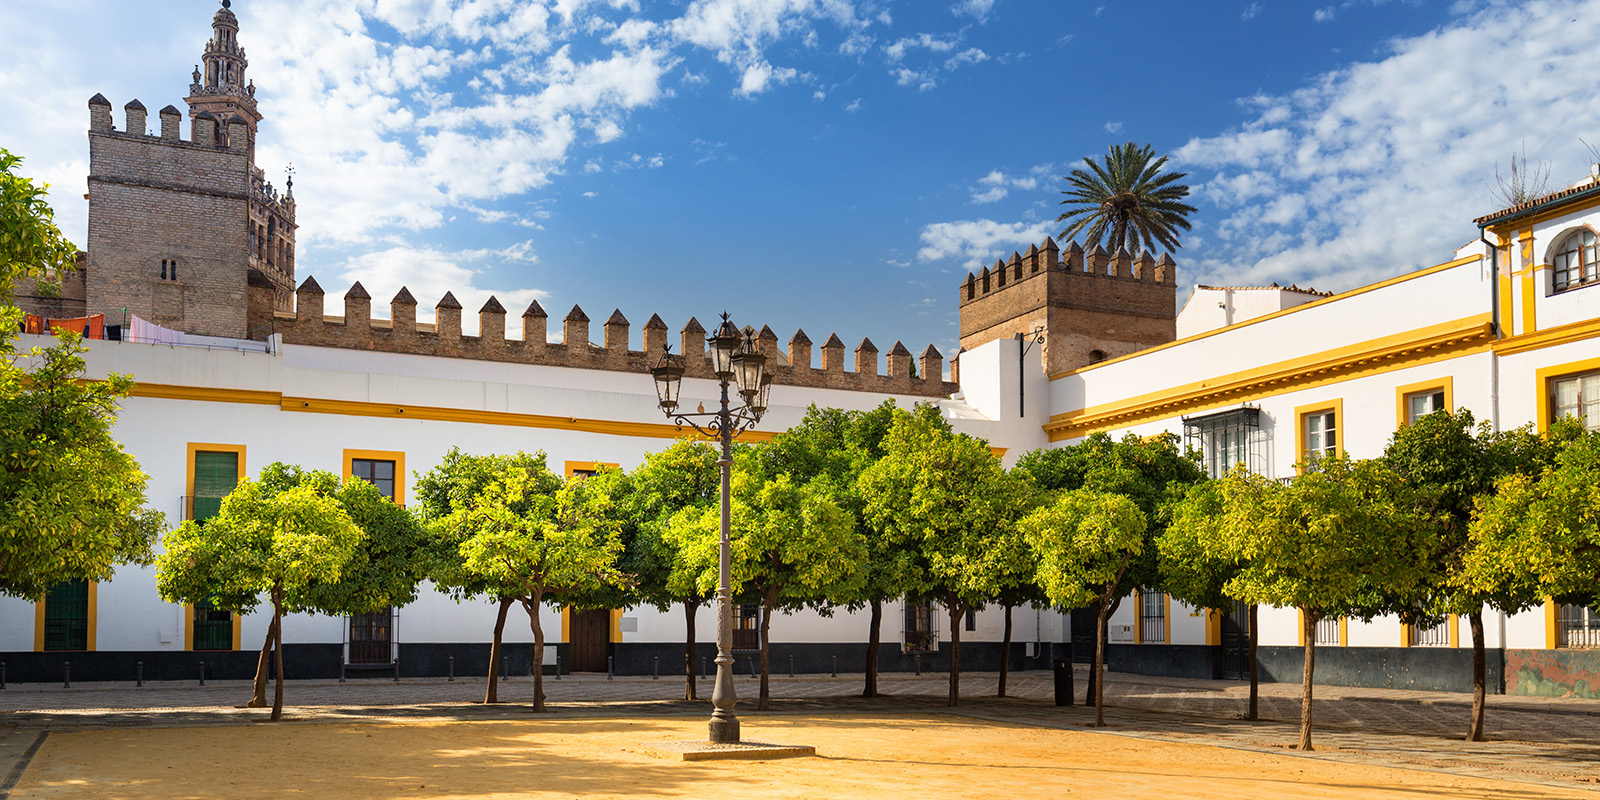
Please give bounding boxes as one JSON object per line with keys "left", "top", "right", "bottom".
{"left": 1313, "top": 6, "right": 1337, "bottom": 22}
{"left": 1104, "top": 121, "right": 1123, "bottom": 134}
{"left": 736, "top": 60, "right": 799, "bottom": 96}
{"left": 917, "top": 218, "right": 1056, "bottom": 268}
{"left": 843, "top": 97, "right": 862, "bottom": 112}
{"left": 1241, "top": 2, "right": 1264, "bottom": 21}
{"left": 967, "top": 165, "right": 1050, "bottom": 204}
{"left": 954, "top": 0, "right": 996, "bottom": 20}
{"left": 885, "top": 33, "right": 959, "bottom": 62}
{"left": 1174, "top": 0, "right": 1600, "bottom": 291}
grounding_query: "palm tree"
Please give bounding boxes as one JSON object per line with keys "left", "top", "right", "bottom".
{"left": 1057, "top": 141, "right": 1196, "bottom": 254}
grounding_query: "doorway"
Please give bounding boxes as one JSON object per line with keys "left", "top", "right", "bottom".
{"left": 569, "top": 608, "right": 611, "bottom": 672}
{"left": 350, "top": 608, "right": 393, "bottom": 665}
{"left": 1220, "top": 600, "right": 1252, "bottom": 680}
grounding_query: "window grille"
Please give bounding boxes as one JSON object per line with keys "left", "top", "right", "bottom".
{"left": 964, "top": 608, "right": 976, "bottom": 631}
{"left": 349, "top": 607, "right": 394, "bottom": 664}
{"left": 902, "top": 601, "right": 937, "bottom": 653}
{"left": 1553, "top": 229, "right": 1600, "bottom": 292}
{"left": 1552, "top": 372, "right": 1600, "bottom": 432}
{"left": 193, "top": 597, "right": 232, "bottom": 651}
{"left": 1138, "top": 590, "right": 1166, "bottom": 644}
{"left": 1405, "top": 390, "right": 1447, "bottom": 425}
{"left": 1313, "top": 617, "right": 1341, "bottom": 645}
{"left": 1183, "top": 407, "right": 1264, "bottom": 479}
{"left": 1410, "top": 619, "right": 1450, "bottom": 647}
{"left": 43, "top": 580, "right": 89, "bottom": 651}
{"left": 733, "top": 603, "right": 761, "bottom": 651}
{"left": 351, "top": 458, "right": 396, "bottom": 500}
{"left": 1559, "top": 604, "right": 1600, "bottom": 648}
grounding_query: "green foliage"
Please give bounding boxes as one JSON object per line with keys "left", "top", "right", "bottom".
{"left": 616, "top": 439, "right": 720, "bottom": 611}
{"left": 1, "top": 148, "right": 78, "bottom": 335}
{"left": 302, "top": 475, "right": 431, "bottom": 615}
{"left": 1383, "top": 409, "right": 1566, "bottom": 619}
{"left": 1021, "top": 489, "right": 1147, "bottom": 609}
{"left": 1056, "top": 141, "right": 1196, "bottom": 254}
{"left": 1463, "top": 426, "right": 1600, "bottom": 608}
{"left": 0, "top": 335, "right": 164, "bottom": 600}
{"left": 155, "top": 467, "right": 362, "bottom": 615}
{"left": 1158, "top": 480, "right": 1238, "bottom": 611}
{"left": 1210, "top": 456, "right": 1435, "bottom": 621}
{"left": 858, "top": 404, "right": 1034, "bottom": 610}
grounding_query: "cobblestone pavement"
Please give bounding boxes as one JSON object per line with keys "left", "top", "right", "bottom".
{"left": 4, "top": 668, "right": 1600, "bottom": 794}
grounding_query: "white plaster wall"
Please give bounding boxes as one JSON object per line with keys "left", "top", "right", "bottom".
{"left": 1176, "top": 287, "right": 1326, "bottom": 339}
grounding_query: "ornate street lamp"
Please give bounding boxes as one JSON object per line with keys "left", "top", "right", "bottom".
{"left": 650, "top": 312, "right": 768, "bottom": 744}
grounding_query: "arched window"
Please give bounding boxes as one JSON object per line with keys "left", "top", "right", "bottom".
{"left": 1553, "top": 229, "right": 1599, "bottom": 292}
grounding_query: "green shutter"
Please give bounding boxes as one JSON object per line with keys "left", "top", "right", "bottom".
{"left": 193, "top": 451, "right": 239, "bottom": 522}
{"left": 193, "top": 597, "right": 233, "bottom": 651}
{"left": 43, "top": 580, "right": 89, "bottom": 651}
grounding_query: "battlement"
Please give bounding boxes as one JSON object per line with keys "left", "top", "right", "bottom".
{"left": 88, "top": 94, "right": 249, "bottom": 153}
{"left": 956, "top": 236, "right": 1179, "bottom": 375}
{"left": 250, "top": 278, "right": 958, "bottom": 398}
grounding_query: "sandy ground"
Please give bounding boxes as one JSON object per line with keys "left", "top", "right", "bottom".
{"left": 13, "top": 714, "right": 1592, "bottom": 800}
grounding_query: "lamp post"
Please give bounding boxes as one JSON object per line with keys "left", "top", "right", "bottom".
{"left": 651, "top": 313, "right": 769, "bottom": 743}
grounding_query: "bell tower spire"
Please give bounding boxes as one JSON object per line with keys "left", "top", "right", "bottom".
{"left": 186, "top": 0, "right": 261, "bottom": 157}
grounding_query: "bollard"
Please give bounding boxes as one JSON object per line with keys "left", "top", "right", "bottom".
{"left": 700, "top": 656, "right": 707, "bottom": 678}
{"left": 395, "top": 660, "right": 401, "bottom": 682}
{"left": 199, "top": 661, "right": 206, "bottom": 686}
{"left": 1, "top": 661, "right": 7, "bottom": 690}
{"left": 607, "top": 656, "right": 614, "bottom": 680}
{"left": 447, "top": 655, "right": 455, "bottom": 682}
{"left": 555, "top": 655, "right": 562, "bottom": 680}
{"left": 339, "top": 656, "right": 347, "bottom": 683}
{"left": 914, "top": 654, "right": 921, "bottom": 676}
{"left": 64, "top": 661, "right": 71, "bottom": 689}
{"left": 831, "top": 655, "right": 837, "bottom": 677}
{"left": 750, "top": 657, "right": 757, "bottom": 677}
{"left": 1053, "top": 659, "right": 1074, "bottom": 707}
{"left": 652, "top": 656, "right": 659, "bottom": 680}
{"left": 502, "top": 656, "right": 509, "bottom": 681}
{"left": 789, "top": 654, "right": 795, "bottom": 678}
{"left": 136, "top": 661, "right": 143, "bottom": 688}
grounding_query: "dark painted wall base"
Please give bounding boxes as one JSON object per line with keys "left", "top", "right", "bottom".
{"left": 1505, "top": 649, "right": 1600, "bottom": 698}
{"left": 1092, "top": 643, "right": 1505, "bottom": 695}
{"left": 0, "top": 646, "right": 341, "bottom": 684}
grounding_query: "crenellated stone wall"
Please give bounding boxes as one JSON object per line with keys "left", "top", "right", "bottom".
{"left": 252, "top": 277, "right": 959, "bottom": 398}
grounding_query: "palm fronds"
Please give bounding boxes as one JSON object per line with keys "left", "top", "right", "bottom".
{"left": 1058, "top": 142, "right": 1196, "bottom": 254}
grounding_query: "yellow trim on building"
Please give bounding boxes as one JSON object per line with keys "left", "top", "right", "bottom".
{"left": 1394, "top": 376, "right": 1454, "bottom": 429}
{"left": 1534, "top": 355, "right": 1600, "bottom": 432}
{"left": 1204, "top": 609, "right": 1221, "bottom": 647}
{"left": 1294, "top": 397, "right": 1345, "bottom": 471}
{"left": 132, "top": 384, "right": 281, "bottom": 405}
{"left": 1162, "top": 594, "right": 1172, "bottom": 645}
{"left": 1495, "top": 317, "right": 1600, "bottom": 356}
{"left": 1043, "top": 315, "right": 1492, "bottom": 442}
{"left": 284, "top": 396, "right": 779, "bottom": 443}
{"left": 344, "top": 448, "right": 407, "bottom": 506}
{"left": 564, "top": 460, "right": 620, "bottom": 478}
{"left": 33, "top": 582, "right": 97, "bottom": 652}
{"left": 1519, "top": 228, "right": 1539, "bottom": 334}
{"left": 559, "top": 606, "right": 624, "bottom": 642}
{"left": 1449, "top": 614, "right": 1459, "bottom": 649}
{"left": 1049, "top": 254, "right": 1483, "bottom": 381}
{"left": 1546, "top": 598, "right": 1559, "bottom": 650}
{"left": 1338, "top": 617, "right": 1349, "bottom": 647}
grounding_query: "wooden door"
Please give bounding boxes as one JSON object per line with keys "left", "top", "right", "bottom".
{"left": 350, "top": 608, "right": 393, "bottom": 664}
{"left": 569, "top": 609, "right": 611, "bottom": 672}
{"left": 1220, "top": 601, "right": 1251, "bottom": 680}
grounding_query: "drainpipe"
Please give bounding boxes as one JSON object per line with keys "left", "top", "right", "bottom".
{"left": 1479, "top": 227, "right": 1503, "bottom": 433}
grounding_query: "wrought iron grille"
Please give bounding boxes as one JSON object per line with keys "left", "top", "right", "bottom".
{"left": 1559, "top": 604, "right": 1600, "bottom": 648}
{"left": 42, "top": 580, "right": 89, "bottom": 652}
{"left": 1138, "top": 590, "right": 1166, "bottom": 644}
{"left": 193, "top": 599, "right": 233, "bottom": 651}
{"left": 1183, "top": 407, "right": 1265, "bottom": 478}
{"left": 902, "top": 601, "right": 937, "bottom": 653}
{"left": 733, "top": 603, "right": 761, "bottom": 651}
{"left": 1313, "top": 617, "right": 1341, "bottom": 646}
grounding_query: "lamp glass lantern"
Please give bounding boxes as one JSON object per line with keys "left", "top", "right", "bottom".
{"left": 750, "top": 375, "right": 773, "bottom": 417}
{"left": 732, "top": 347, "right": 766, "bottom": 399}
{"left": 709, "top": 319, "right": 742, "bottom": 379}
{"left": 651, "top": 350, "right": 684, "bottom": 412}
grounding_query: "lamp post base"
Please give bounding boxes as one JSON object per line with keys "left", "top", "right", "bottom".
{"left": 709, "top": 713, "right": 740, "bottom": 744}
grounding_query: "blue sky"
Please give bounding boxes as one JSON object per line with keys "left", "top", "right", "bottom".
{"left": 5, "top": 0, "right": 1600, "bottom": 364}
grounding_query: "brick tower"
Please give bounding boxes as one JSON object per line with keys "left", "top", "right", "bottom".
{"left": 84, "top": 0, "right": 296, "bottom": 337}
{"left": 956, "top": 238, "right": 1178, "bottom": 376}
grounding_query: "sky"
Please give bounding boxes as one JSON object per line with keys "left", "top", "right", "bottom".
{"left": 4, "top": 0, "right": 1600, "bottom": 365}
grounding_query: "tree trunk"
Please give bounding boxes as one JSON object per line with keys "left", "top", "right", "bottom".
{"left": 524, "top": 595, "right": 547, "bottom": 713}
{"left": 684, "top": 600, "right": 699, "bottom": 701}
{"left": 1083, "top": 600, "right": 1100, "bottom": 705}
{"left": 1469, "top": 611, "right": 1487, "bottom": 742}
{"left": 758, "top": 587, "right": 776, "bottom": 711}
{"left": 864, "top": 598, "right": 881, "bottom": 698}
{"left": 998, "top": 602, "right": 1013, "bottom": 698}
{"left": 1248, "top": 603, "right": 1260, "bottom": 722}
{"left": 484, "top": 597, "right": 512, "bottom": 704}
{"left": 246, "top": 612, "right": 277, "bottom": 708}
{"left": 1093, "top": 600, "right": 1110, "bottom": 727}
{"left": 947, "top": 600, "right": 962, "bottom": 708}
{"left": 1299, "top": 610, "right": 1317, "bottom": 751}
{"left": 270, "top": 584, "right": 285, "bottom": 722}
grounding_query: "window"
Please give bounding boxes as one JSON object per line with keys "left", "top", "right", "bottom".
{"left": 345, "top": 450, "right": 405, "bottom": 505}
{"left": 1183, "top": 407, "right": 1262, "bottom": 479}
{"left": 1405, "top": 390, "right": 1447, "bottom": 425}
{"left": 1553, "top": 229, "right": 1599, "bottom": 292}
{"left": 964, "top": 608, "right": 976, "bottom": 632}
{"left": 192, "top": 598, "right": 233, "bottom": 651}
{"left": 1552, "top": 371, "right": 1600, "bottom": 432}
{"left": 188, "top": 445, "right": 243, "bottom": 522}
{"left": 41, "top": 580, "right": 90, "bottom": 651}
{"left": 565, "top": 460, "right": 620, "bottom": 480}
{"left": 1138, "top": 590, "right": 1166, "bottom": 644}
{"left": 1396, "top": 378, "right": 1453, "bottom": 428}
{"left": 351, "top": 458, "right": 396, "bottom": 500}
{"left": 1558, "top": 604, "right": 1600, "bottom": 648}
{"left": 1409, "top": 619, "right": 1450, "bottom": 647}
{"left": 1296, "top": 400, "right": 1343, "bottom": 470}
{"left": 1313, "top": 617, "right": 1342, "bottom": 646}
{"left": 903, "top": 601, "right": 937, "bottom": 653}
{"left": 732, "top": 603, "right": 761, "bottom": 651}
{"left": 349, "top": 608, "right": 394, "bottom": 664}
{"left": 159, "top": 258, "right": 178, "bottom": 281}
